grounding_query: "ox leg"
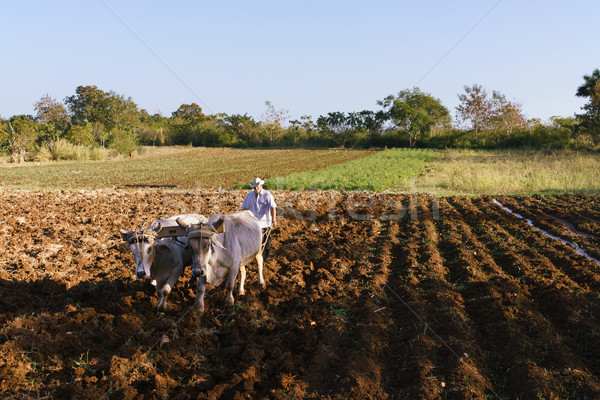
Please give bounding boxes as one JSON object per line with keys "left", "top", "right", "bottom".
{"left": 157, "top": 284, "right": 172, "bottom": 313}
{"left": 225, "top": 263, "right": 240, "bottom": 307}
{"left": 238, "top": 265, "right": 246, "bottom": 295}
{"left": 255, "top": 252, "right": 266, "bottom": 289}
{"left": 157, "top": 290, "right": 165, "bottom": 311}
{"left": 194, "top": 276, "right": 206, "bottom": 314}
{"left": 159, "top": 266, "right": 182, "bottom": 313}
{"left": 154, "top": 276, "right": 165, "bottom": 312}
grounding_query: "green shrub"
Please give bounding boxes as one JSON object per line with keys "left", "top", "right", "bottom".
{"left": 109, "top": 130, "right": 136, "bottom": 155}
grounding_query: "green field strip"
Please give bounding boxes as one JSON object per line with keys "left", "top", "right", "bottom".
{"left": 260, "top": 148, "right": 435, "bottom": 192}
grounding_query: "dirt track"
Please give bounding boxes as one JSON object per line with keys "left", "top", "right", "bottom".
{"left": 1, "top": 190, "right": 600, "bottom": 399}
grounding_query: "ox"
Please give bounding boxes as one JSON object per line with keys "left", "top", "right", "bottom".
{"left": 119, "top": 214, "right": 206, "bottom": 312}
{"left": 176, "top": 210, "right": 265, "bottom": 313}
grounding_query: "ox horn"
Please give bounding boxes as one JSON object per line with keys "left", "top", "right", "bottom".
{"left": 176, "top": 218, "right": 189, "bottom": 229}
{"left": 119, "top": 228, "right": 132, "bottom": 241}
{"left": 211, "top": 217, "right": 226, "bottom": 233}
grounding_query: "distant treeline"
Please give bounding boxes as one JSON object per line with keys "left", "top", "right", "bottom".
{"left": 1, "top": 69, "right": 599, "bottom": 162}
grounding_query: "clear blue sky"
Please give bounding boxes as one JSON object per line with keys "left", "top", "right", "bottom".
{"left": 2, "top": 1, "right": 598, "bottom": 124}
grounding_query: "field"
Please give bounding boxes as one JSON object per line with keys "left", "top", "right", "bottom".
{"left": 2, "top": 189, "right": 600, "bottom": 399}
{"left": 1, "top": 147, "right": 599, "bottom": 196}
{"left": 0, "top": 148, "right": 371, "bottom": 190}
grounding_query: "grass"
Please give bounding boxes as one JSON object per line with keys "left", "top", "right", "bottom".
{"left": 36, "top": 139, "right": 106, "bottom": 162}
{"left": 264, "top": 148, "right": 435, "bottom": 191}
{"left": 415, "top": 149, "right": 600, "bottom": 196}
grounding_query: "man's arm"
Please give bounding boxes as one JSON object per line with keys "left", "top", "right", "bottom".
{"left": 270, "top": 207, "right": 277, "bottom": 226}
{"left": 241, "top": 192, "right": 250, "bottom": 211}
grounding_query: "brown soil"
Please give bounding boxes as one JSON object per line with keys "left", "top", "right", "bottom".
{"left": 1, "top": 189, "right": 600, "bottom": 399}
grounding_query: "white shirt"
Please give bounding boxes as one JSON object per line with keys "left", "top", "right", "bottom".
{"left": 242, "top": 189, "right": 277, "bottom": 229}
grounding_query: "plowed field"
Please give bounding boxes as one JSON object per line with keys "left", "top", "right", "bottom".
{"left": 1, "top": 190, "right": 600, "bottom": 399}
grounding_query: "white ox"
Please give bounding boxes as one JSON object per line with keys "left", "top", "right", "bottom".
{"left": 119, "top": 214, "right": 206, "bottom": 312}
{"left": 176, "top": 210, "right": 265, "bottom": 313}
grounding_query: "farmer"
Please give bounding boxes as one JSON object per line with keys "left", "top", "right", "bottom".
{"left": 242, "top": 177, "right": 277, "bottom": 260}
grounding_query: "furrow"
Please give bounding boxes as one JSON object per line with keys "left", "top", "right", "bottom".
{"left": 437, "top": 197, "right": 528, "bottom": 397}
{"left": 497, "top": 196, "right": 600, "bottom": 261}
{"left": 385, "top": 196, "right": 491, "bottom": 399}
{"left": 448, "top": 197, "right": 600, "bottom": 397}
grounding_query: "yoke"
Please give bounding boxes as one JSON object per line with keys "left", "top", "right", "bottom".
{"left": 153, "top": 219, "right": 187, "bottom": 238}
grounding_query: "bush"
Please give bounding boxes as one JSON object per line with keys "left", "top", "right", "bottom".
{"left": 420, "top": 126, "right": 574, "bottom": 150}
{"left": 500, "top": 126, "right": 571, "bottom": 149}
{"left": 35, "top": 139, "right": 106, "bottom": 161}
{"left": 109, "top": 130, "right": 137, "bottom": 155}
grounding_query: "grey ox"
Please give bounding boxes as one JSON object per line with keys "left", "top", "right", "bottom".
{"left": 119, "top": 214, "right": 206, "bottom": 312}
{"left": 176, "top": 210, "right": 265, "bottom": 313}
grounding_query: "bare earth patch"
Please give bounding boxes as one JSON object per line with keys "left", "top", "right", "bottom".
{"left": 1, "top": 189, "right": 600, "bottom": 398}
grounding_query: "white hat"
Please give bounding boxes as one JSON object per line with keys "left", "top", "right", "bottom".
{"left": 250, "top": 177, "right": 265, "bottom": 187}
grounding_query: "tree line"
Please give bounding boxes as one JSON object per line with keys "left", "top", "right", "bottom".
{"left": 1, "top": 69, "right": 599, "bottom": 162}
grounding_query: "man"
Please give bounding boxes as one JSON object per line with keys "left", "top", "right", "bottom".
{"left": 242, "top": 177, "right": 277, "bottom": 260}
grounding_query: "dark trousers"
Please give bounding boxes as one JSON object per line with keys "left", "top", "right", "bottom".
{"left": 261, "top": 228, "right": 272, "bottom": 261}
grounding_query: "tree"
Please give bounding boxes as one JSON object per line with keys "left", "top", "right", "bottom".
{"left": 289, "top": 115, "right": 316, "bottom": 133}
{"left": 104, "top": 92, "right": 140, "bottom": 132}
{"left": 171, "top": 103, "right": 206, "bottom": 123}
{"left": 7, "top": 115, "right": 38, "bottom": 162}
{"left": 378, "top": 88, "right": 450, "bottom": 147}
{"left": 457, "top": 85, "right": 527, "bottom": 135}
{"left": 64, "top": 85, "right": 141, "bottom": 144}
{"left": 488, "top": 91, "right": 527, "bottom": 134}
{"left": 0, "top": 117, "right": 9, "bottom": 147}
{"left": 550, "top": 115, "right": 577, "bottom": 130}
{"left": 316, "top": 111, "right": 357, "bottom": 147}
{"left": 140, "top": 111, "right": 170, "bottom": 145}
{"left": 65, "top": 85, "right": 106, "bottom": 127}
{"left": 576, "top": 68, "right": 600, "bottom": 142}
{"left": 222, "top": 114, "right": 259, "bottom": 145}
{"left": 65, "top": 123, "right": 94, "bottom": 146}
{"left": 456, "top": 84, "right": 492, "bottom": 133}
{"left": 288, "top": 115, "right": 319, "bottom": 146}
{"left": 348, "top": 110, "right": 387, "bottom": 134}
{"left": 576, "top": 68, "right": 600, "bottom": 98}
{"left": 34, "top": 94, "right": 70, "bottom": 138}
{"left": 261, "top": 101, "right": 289, "bottom": 144}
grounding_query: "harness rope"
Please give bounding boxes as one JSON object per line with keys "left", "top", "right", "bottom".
{"left": 259, "top": 226, "right": 273, "bottom": 256}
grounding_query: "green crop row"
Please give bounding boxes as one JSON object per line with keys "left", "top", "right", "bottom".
{"left": 262, "top": 148, "right": 435, "bottom": 192}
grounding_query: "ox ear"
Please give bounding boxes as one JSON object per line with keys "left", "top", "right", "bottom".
{"left": 212, "top": 217, "right": 226, "bottom": 233}
{"left": 154, "top": 242, "right": 172, "bottom": 254}
{"left": 176, "top": 218, "right": 188, "bottom": 229}
{"left": 211, "top": 236, "right": 227, "bottom": 250}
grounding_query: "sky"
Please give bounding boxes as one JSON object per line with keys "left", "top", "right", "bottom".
{"left": 2, "top": 1, "right": 599, "bottom": 124}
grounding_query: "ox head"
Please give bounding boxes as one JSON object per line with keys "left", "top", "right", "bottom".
{"left": 176, "top": 217, "right": 226, "bottom": 278}
{"left": 119, "top": 228, "right": 158, "bottom": 279}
